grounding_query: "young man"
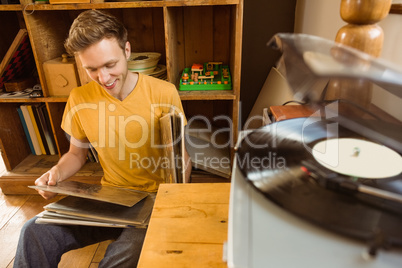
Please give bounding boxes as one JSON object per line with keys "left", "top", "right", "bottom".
{"left": 14, "top": 10, "right": 188, "bottom": 267}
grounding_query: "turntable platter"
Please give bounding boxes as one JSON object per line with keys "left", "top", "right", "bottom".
{"left": 312, "top": 138, "right": 402, "bottom": 179}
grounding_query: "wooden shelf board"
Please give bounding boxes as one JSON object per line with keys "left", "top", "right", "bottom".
{"left": 0, "top": 154, "right": 103, "bottom": 194}
{"left": 0, "top": 92, "right": 235, "bottom": 102}
{"left": 23, "top": 2, "right": 163, "bottom": 10}
{"left": 0, "top": 97, "right": 45, "bottom": 103}
{"left": 0, "top": 4, "right": 22, "bottom": 11}
{"left": 163, "top": 0, "right": 240, "bottom": 6}
{"left": 0, "top": 96, "right": 68, "bottom": 103}
{"left": 1, "top": 154, "right": 103, "bottom": 178}
{"left": 179, "top": 90, "right": 236, "bottom": 100}
{"left": 20, "top": 1, "right": 240, "bottom": 11}
{"left": 44, "top": 96, "right": 69, "bottom": 102}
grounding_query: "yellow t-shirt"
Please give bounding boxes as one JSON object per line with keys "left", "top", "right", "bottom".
{"left": 61, "top": 74, "right": 186, "bottom": 192}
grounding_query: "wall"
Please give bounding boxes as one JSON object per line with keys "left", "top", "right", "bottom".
{"left": 294, "top": 0, "right": 342, "bottom": 39}
{"left": 375, "top": 13, "right": 402, "bottom": 120}
{"left": 294, "top": 0, "right": 402, "bottom": 120}
{"left": 239, "top": 0, "right": 297, "bottom": 128}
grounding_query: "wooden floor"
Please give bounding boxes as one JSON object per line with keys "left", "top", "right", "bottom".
{"left": 0, "top": 187, "right": 112, "bottom": 268}
{"left": 0, "top": 175, "right": 228, "bottom": 268}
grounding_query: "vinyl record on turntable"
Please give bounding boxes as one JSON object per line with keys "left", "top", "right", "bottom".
{"left": 236, "top": 117, "right": 402, "bottom": 253}
{"left": 312, "top": 138, "right": 402, "bottom": 179}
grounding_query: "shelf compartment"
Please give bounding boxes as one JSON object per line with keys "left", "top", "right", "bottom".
{"left": 47, "top": 102, "right": 68, "bottom": 155}
{"left": 0, "top": 11, "right": 25, "bottom": 75}
{"left": 166, "top": 5, "right": 234, "bottom": 86}
{"left": 0, "top": 101, "right": 68, "bottom": 172}
{"left": 0, "top": 103, "right": 31, "bottom": 170}
{"left": 179, "top": 90, "right": 235, "bottom": 100}
{"left": 24, "top": 7, "right": 165, "bottom": 96}
{"left": 182, "top": 99, "right": 233, "bottom": 128}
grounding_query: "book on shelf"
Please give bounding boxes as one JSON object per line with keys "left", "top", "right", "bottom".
{"left": 19, "top": 105, "right": 42, "bottom": 155}
{"left": 17, "top": 104, "right": 57, "bottom": 156}
{"left": 86, "top": 149, "right": 96, "bottom": 163}
{"left": 16, "top": 107, "right": 35, "bottom": 155}
{"left": 35, "top": 104, "right": 57, "bottom": 155}
{"left": 29, "top": 180, "right": 154, "bottom": 228}
{"left": 32, "top": 104, "right": 51, "bottom": 155}
{"left": 87, "top": 144, "right": 99, "bottom": 163}
{"left": 26, "top": 104, "right": 46, "bottom": 154}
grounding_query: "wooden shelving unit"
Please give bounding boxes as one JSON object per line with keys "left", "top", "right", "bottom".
{"left": 0, "top": 0, "right": 243, "bottom": 194}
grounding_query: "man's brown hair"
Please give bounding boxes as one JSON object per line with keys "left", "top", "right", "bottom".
{"left": 64, "top": 10, "right": 128, "bottom": 55}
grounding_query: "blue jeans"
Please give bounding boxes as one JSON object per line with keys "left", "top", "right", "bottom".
{"left": 14, "top": 217, "right": 147, "bottom": 268}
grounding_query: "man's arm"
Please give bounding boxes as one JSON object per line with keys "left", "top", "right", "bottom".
{"left": 35, "top": 136, "right": 89, "bottom": 199}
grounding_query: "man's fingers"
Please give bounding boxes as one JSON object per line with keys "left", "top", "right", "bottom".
{"left": 37, "top": 189, "right": 57, "bottom": 200}
{"left": 35, "top": 168, "right": 59, "bottom": 200}
{"left": 47, "top": 166, "right": 60, "bottom": 186}
{"left": 35, "top": 173, "right": 49, "bottom": 186}
{"left": 47, "top": 173, "right": 57, "bottom": 186}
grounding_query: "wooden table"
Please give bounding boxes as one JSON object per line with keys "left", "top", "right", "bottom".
{"left": 138, "top": 183, "right": 231, "bottom": 268}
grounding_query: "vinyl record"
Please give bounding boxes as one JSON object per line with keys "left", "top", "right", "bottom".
{"left": 236, "top": 117, "right": 402, "bottom": 253}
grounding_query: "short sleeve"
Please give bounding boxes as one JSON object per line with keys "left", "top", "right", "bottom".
{"left": 61, "top": 88, "right": 88, "bottom": 141}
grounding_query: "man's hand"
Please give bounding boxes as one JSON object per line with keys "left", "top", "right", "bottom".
{"left": 35, "top": 166, "right": 61, "bottom": 200}
{"left": 34, "top": 137, "right": 89, "bottom": 199}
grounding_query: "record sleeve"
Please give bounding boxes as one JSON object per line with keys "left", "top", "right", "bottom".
{"left": 36, "top": 194, "right": 154, "bottom": 228}
{"left": 29, "top": 180, "right": 149, "bottom": 207}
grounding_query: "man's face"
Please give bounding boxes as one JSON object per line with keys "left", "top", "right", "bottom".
{"left": 79, "top": 38, "right": 130, "bottom": 99}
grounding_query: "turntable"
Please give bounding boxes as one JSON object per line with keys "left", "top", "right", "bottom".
{"left": 226, "top": 34, "right": 402, "bottom": 267}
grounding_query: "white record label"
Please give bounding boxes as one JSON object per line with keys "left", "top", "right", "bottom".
{"left": 312, "top": 138, "right": 402, "bottom": 179}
